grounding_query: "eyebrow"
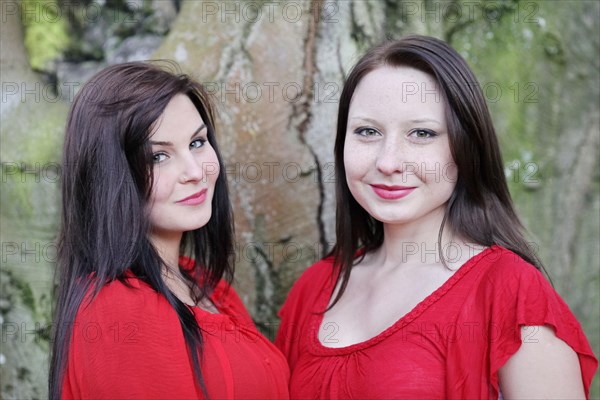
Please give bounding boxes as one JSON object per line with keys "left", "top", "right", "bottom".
{"left": 350, "top": 116, "right": 442, "bottom": 125}
{"left": 349, "top": 117, "right": 379, "bottom": 125}
{"left": 409, "top": 118, "right": 442, "bottom": 124}
{"left": 149, "top": 124, "right": 207, "bottom": 146}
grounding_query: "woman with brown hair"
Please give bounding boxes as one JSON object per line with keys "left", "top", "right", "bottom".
{"left": 50, "top": 62, "right": 289, "bottom": 399}
{"left": 276, "top": 35, "right": 597, "bottom": 399}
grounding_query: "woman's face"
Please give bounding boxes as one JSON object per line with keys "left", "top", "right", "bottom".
{"left": 147, "top": 94, "right": 220, "bottom": 241}
{"left": 344, "top": 66, "right": 457, "bottom": 231}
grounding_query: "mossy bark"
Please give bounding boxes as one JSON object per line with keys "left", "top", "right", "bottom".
{"left": 1, "top": 3, "right": 66, "bottom": 398}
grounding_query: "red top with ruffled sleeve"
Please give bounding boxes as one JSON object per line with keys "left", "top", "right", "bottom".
{"left": 276, "top": 246, "right": 597, "bottom": 399}
{"left": 63, "top": 260, "right": 289, "bottom": 399}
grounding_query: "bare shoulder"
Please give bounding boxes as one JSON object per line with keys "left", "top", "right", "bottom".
{"left": 499, "top": 325, "right": 585, "bottom": 399}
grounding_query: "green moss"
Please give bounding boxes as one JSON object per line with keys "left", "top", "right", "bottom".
{"left": 0, "top": 95, "right": 66, "bottom": 179}
{"left": 4, "top": 269, "right": 36, "bottom": 314}
{"left": 19, "top": 114, "right": 65, "bottom": 165}
{"left": 21, "top": 0, "right": 70, "bottom": 71}
{"left": 350, "top": 1, "right": 373, "bottom": 51}
{"left": 17, "top": 367, "right": 31, "bottom": 381}
{"left": 0, "top": 175, "right": 34, "bottom": 218}
{"left": 15, "top": 280, "right": 36, "bottom": 314}
{"left": 541, "top": 32, "right": 565, "bottom": 65}
{"left": 449, "top": 1, "right": 560, "bottom": 203}
{"left": 34, "top": 323, "right": 52, "bottom": 346}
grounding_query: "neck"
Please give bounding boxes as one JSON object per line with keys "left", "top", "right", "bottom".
{"left": 150, "top": 231, "right": 183, "bottom": 275}
{"left": 373, "top": 208, "right": 486, "bottom": 269}
{"left": 151, "top": 231, "right": 199, "bottom": 306}
{"left": 377, "top": 207, "right": 455, "bottom": 267}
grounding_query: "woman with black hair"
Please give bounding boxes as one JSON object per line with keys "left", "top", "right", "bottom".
{"left": 49, "top": 62, "right": 289, "bottom": 399}
{"left": 276, "top": 35, "right": 597, "bottom": 399}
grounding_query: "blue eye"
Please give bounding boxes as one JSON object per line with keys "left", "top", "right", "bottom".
{"left": 410, "top": 129, "right": 437, "bottom": 139}
{"left": 190, "top": 139, "right": 206, "bottom": 149}
{"left": 152, "top": 153, "right": 168, "bottom": 163}
{"left": 354, "top": 127, "right": 381, "bottom": 137}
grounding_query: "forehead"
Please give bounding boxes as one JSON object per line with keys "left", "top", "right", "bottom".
{"left": 348, "top": 66, "right": 446, "bottom": 122}
{"left": 151, "top": 94, "right": 204, "bottom": 140}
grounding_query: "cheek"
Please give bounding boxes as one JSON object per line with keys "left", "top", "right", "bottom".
{"left": 438, "top": 145, "right": 458, "bottom": 188}
{"left": 343, "top": 147, "right": 371, "bottom": 207}
{"left": 343, "top": 141, "right": 370, "bottom": 180}
{"left": 204, "top": 148, "right": 220, "bottom": 185}
{"left": 149, "top": 168, "right": 174, "bottom": 204}
{"left": 418, "top": 142, "right": 457, "bottom": 185}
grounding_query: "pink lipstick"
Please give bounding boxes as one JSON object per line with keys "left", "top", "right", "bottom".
{"left": 177, "top": 189, "right": 207, "bottom": 206}
{"left": 371, "top": 184, "right": 416, "bottom": 200}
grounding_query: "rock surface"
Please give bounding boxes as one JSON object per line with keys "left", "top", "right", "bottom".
{"left": 1, "top": 7, "right": 66, "bottom": 399}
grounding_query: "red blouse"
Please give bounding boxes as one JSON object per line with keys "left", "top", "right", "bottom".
{"left": 63, "top": 269, "right": 289, "bottom": 399}
{"left": 276, "top": 246, "right": 597, "bottom": 399}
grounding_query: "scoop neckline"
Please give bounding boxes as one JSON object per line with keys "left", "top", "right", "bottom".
{"left": 309, "top": 245, "right": 497, "bottom": 355}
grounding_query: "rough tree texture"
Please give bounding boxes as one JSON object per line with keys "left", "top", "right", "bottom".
{"left": 1, "top": 2, "right": 65, "bottom": 397}
{"left": 0, "top": 0, "right": 598, "bottom": 397}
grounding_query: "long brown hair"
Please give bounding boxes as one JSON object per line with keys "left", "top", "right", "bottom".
{"left": 49, "top": 62, "right": 234, "bottom": 398}
{"left": 331, "top": 35, "right": 542, "bottom": 308}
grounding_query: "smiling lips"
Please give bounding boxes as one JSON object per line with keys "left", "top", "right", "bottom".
{"left": 177, "top": 189, "right": 208, "bottom": 205}
{"left": 370, "top": 184, "right": 416, "bottom": 200}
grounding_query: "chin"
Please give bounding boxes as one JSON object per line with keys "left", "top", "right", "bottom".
{"left": 360, "top": 207, "right": 409, "bottom": 225}
{"left": 186, "top": 215, "right": 213, "bottom": 231}
{"left": 168, "top": 212, "right": 213, "bottom": 233}
{"left": 373, "top": 216, "right": 412, "bottom": 225}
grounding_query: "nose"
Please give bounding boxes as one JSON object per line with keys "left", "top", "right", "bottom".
{"left": 179, "top": 153, "right": 204, "bottom": 183}
{"left": 375, "top": 135, "right": 406, "bottom": 175}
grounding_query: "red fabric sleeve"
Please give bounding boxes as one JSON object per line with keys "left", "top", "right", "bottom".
{"left": 275, "top": 259, "right": 333, "bottom": 371}
{"left": 63, "top": 279, "right": 201, "bottom": 399}
{"left": 275, "top": 276, "right": 306, "bottom": 371}
{"left": 63, "top": 270, "right": 290, "bottom": 400}
{"left": 447, "top": 251, "right": 598, "bottom": 399}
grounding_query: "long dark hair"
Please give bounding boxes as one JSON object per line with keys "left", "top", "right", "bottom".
{"left": 49, "top": 61, "right": 234, "bottom": 399}
{"left": 331, "top": 35, "right": 543, "bottom": 308}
